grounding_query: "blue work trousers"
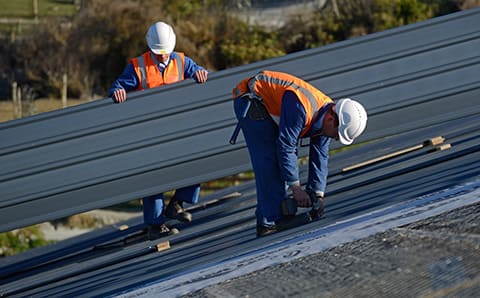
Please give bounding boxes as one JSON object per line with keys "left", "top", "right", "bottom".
{"left": 234, "top": 97, "right": 285, "bottom": 223}
{"left": 142, "top": 184, "right": 200, "bottom": 225}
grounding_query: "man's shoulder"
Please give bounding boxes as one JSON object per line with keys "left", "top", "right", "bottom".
{"left": 171, "top": 51, "right": 185, "bottom": 59}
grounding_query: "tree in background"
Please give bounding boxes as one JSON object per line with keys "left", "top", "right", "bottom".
{"left": 56, "top": 0, "right": 283, "bottom": 95}
{"left": 2, "top": 0, "right": 476, "bottom": 100}
{"left": 280, "top": 0, "right": 466, "bottom": 53}
{"left": 0, "top": 226, "right": 50, "bottom": 257}
{"left": 212, "top": 14, "right": 285, "bottom": 69}
{"left": 13, "top": 21, "right": 70, "bottom": 98}
{"left": 374, "top": 0, "right": 438, "bottom": 30}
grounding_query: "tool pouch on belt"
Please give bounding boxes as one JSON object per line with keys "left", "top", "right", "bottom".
{"left": 230, "top": 76, "right": 269, "bottom": 144}
{"left": 229, "top": 95, "right": 269, "bottom": 145}
{"left": 247, "top": 98, "right": 269, "bottom": 120}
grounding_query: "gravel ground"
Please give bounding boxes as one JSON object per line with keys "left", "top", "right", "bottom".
{"left": 186, "top": 202, "right": 480, "bottom": 298}
{"left": 39, "top": 209, "right": 141, "bottom": 241}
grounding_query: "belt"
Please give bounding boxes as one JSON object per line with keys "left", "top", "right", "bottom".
{"left": 229, "top": 99, "right": 250, "bottom": 145}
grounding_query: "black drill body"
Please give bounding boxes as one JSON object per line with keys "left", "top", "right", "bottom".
{"left": 281, "top": 188, "right": 324, "bottom": 220}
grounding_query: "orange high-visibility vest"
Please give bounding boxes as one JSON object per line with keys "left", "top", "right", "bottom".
{"left": 130, "top": 52, "right": 185, "bottom": 90}
{"left": 233, "top": 70, "right": 333, "bottom": 137}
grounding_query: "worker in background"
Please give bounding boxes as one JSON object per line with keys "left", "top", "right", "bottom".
{"left": 109, "top": 21, "right": 209, "bottom": 240}
{"left": 230, "top": 70, "right": 367, "bottom": 236}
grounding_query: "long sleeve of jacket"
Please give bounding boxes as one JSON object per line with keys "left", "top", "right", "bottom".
{"left": 108, "top": 52, "right": 207, "bottom": 96}
{"left": 308, "top": 136, "right": 330, "bottom": 194}
{"left": 277, "top": 91, "right": 330, "bottom": 193}
{"left": 108, "top": 63, "right": 138, "bottom": 97}
{"left": 183, "top": 55, "right": 207, "bottom": 82}
{"left": 276, "top": 91, "right": 306, "bottom": 186}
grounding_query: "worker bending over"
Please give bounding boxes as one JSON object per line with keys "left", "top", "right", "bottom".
{"left": 231, "top": 70, "right": 367, "bottom": 236}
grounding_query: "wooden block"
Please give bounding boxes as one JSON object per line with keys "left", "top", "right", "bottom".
{"left": 429, "top": 143, "right": 451, "bottom": 152}
{"left": 155, "top": 241, "right": 170, "bottom": 252}
{"left": 438, "top": 143, "right": 451, "bottom": 151}
{"left": 116, "top": 224, "right": 129, "bottom": 231}
{"left": 424, "top": 136, "right": 445, "bottom": 146}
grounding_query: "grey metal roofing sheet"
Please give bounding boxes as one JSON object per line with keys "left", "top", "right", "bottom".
{"left": 1, "top": 112, "right": 477, "bottom": 273}
{"left": 0, "top": 8, "right": 479, "bottom": 236}
{"left": 1, "top": 115, "right": 478, "bottom": 297}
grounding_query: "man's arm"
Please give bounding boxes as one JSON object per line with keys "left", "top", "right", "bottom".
{"left": 277, "top": 91, "right": 311, "bottom": 207}
{"left": 183, "top": 55, "right": 208, "bottom": 83}
{"left": 277, "top": 91, "right": 304, "bottom": 185}
{"left": 308, "top": 136, "right": 331, "bottom": 197}
{"left": 108, "top": 63, "right": 139, "bottom": 103}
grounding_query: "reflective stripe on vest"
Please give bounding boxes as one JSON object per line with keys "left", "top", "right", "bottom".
{"left": 244, "top": 71, "right": 333, "bottom": 136}
{"left": 137, "top": 55, "right": 148, "bottom": 90}
{"left": 250, "top": 72, "right": 320, "bottom": 119}
{"left": 174, "top": 55, "right": 183, "bottom": 81}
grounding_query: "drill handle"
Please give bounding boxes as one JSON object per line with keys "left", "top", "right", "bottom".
{"left": 281, "top": 188, "right": 298, "bottom": 217}
{"left": 307, "top": 189, "right": 324, "bottom": 220}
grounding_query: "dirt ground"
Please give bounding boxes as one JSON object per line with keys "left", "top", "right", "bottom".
{"left": 186, "top": 202, "right": 480, "bottom": 298}
{"left": 39, "top": 209, "right": 141, "bottom": 241}
{"left": 0, "top": 98, "right": 91, "bottom": 123}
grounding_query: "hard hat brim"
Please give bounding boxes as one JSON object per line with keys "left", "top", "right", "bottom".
{"left": 150, "top": 46, "right": 173, "bottom": 55}
{"left": 336, "top": 99, "right": 353, "bottom": 145}
{"left": 338, "top": 126, "right": 353, "bottom": 145}
{"left": 336, "top": 97, "right": 367, "bottom": 146}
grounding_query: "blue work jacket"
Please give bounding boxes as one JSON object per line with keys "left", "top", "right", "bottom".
{"left": 108, "top": 52, "right": 206, "bottom": 96}
{"left": 279, "top": 91, "right": 331, "bottom": 194}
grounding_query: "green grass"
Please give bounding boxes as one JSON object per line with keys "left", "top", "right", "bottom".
{"left": 0, "top": 0, "right": 77, "bottom": 17}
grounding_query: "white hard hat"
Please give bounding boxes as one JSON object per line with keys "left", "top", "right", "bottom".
{"left": 146, "top": 21, "right": 176, "bottom": 55}
{"left": 336, "top": 98, "right": 368, "bottom": 145}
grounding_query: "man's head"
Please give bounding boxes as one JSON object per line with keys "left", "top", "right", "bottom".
{"left": 146, "top": 21, "right": 176, "bottom": 58}
{"left": 321, "top": 98, "right": 367, "bottom": 145}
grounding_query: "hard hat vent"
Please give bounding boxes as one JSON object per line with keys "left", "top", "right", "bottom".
{"left": 146, "top": 21, "right": 176, "bottom": 55}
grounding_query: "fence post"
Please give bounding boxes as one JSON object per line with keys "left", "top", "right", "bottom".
{"left": 62, "top": 73, "right": 68, "bottom": 108}
{"left": 33, "top": 0, "right": 39, "bottom": 23}
{"left": 12, "top": 81, "right": 17, "bottom": 118}
{"left": 330, "top": 0, "right": 339, "bottom": 17}
{"left": 12, "top": 82, "right": 23, "bottom": 119}
{"left": 12, "top": 81, "right": 23, "bottom": 118}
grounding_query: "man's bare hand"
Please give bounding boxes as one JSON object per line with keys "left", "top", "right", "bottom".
{"left": 290, "top": 184, "right": 311, "bottom": 208}
{"left": 195, "top": 69, "right": 208, "bottom": 83}
{"left": 112, "top": 88, "right": 127, "bottom": 103}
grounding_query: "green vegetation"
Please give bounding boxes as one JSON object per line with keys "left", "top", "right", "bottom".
{"left": 0, "top": 0, "right": 77, "bottom": 17}
{"left": 0, "top": 0, "right": 35, "bottom": 17}
{"left": 0, "top": 226, "right": 51, "bottom": 257}
{"left": 1, "top": 0, "right": 473, "bottom": 101}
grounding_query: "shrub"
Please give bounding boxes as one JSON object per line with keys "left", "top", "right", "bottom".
{"left": 0, "top": 226, "right": 50, "bottom": 257}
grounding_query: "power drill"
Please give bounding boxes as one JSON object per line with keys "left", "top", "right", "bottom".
{"left": 307, "top": 188, "right": 324, "bottom": 220}
{"left": 281, "top": 187, "right": 298, "bottom": 219}
{"left": 281, "top": 187, "right": 324, "bottom": 220}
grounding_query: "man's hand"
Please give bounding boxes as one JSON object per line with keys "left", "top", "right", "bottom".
{"left": 289, "top": 184, "right": 311, "bottom": 208}
{"left": 194, "top": 69, "right": 208, "bottom": 83}
{"left": 112, "top": 88, "right": 127, "bottom": 103}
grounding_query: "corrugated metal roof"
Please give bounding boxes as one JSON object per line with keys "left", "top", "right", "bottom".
{"left": 1, "top": 8, "right": 478, "bottom": 232}
{"left": 1, "top": 114, "right": 478, "bottom": 297}
{"left": 0, "top": 7, "right": 479, "bottom": 297}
